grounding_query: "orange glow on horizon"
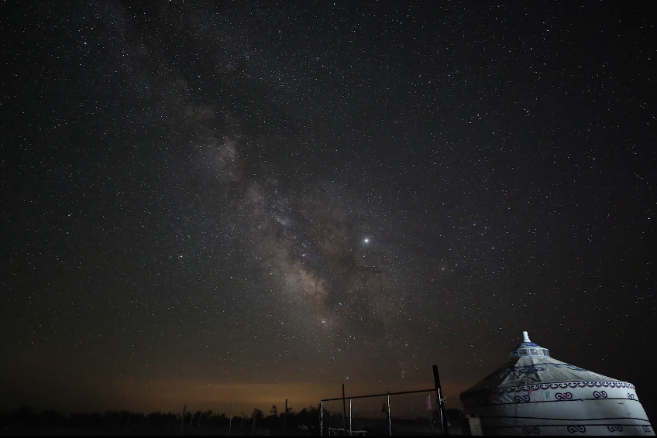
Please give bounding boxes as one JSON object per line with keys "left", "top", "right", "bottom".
{"left": 101, "top": 378, "right": 473, "bottom": 414}
{"left": 1, "top": 363, "right": 473, "bottom": 415}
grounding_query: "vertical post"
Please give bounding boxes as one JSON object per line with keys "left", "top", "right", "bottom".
{"left": 342, "top": 384, "right": 347, "bottom": 435}
{"left": 320, "top": 401, "right": 324, "bottom": 436}
{"left": 349, "top": 398, "right": 352, "bottom": 436}
{"left": 285, "top": 399, "right": 288, "bottom": 435}
{"left": 432, "top": 364, "right": 450, "bottom": 436}
{"left": 387, "top": 390, "right": 392, "bottom": 436}
{"left": 228, "top": 403, "right": 233, "bottom": 436}
{"left": 180, "top": 404, "right": 186, "bottom": 434}
{"left": 429, "top": 395, "right": 435, "bottom": 435}
{"left": 252, "top": 408, "right": 256, "bottom": 435}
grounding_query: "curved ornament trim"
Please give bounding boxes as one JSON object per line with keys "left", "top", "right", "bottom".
{"left": 555, "top": 392, "right": 573, "bottom": 401}
{"left": 466, "top": 380, "right": 635, "bottom": 397}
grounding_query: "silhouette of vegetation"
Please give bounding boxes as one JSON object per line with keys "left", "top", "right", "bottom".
{"left": 0, "top": 404, "right": 321, "bottom": 436}
{"left": 0, "top": 404, "right": 463, "bottom": 435}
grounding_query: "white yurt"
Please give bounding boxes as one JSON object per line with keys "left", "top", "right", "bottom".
{"left": 460, "top": 331, "right": 654, "bottom": 436}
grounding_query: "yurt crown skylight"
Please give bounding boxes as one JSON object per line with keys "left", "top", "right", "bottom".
{"left": 509, "top": 331, "right": 550, "bottom": 358}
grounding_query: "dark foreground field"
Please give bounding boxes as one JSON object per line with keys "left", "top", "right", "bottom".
{"left": 1, "top": 407, "right": 463, "bottom": 436}
{"left": 2, "top": 425, "right": 307, "bottom": 436}
{"left": 1, "top": 423, "right": 462, "bottom": 436}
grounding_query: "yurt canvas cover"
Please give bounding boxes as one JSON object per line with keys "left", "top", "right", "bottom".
{"left": 460, "top": 332, "right": 654, "bottom": 436}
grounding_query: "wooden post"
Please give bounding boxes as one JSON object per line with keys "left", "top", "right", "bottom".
{"left": 432, "top": 364, "right": 449, "bottom": 436}
{"left": 285, "top": 399, "right": 288, "bottom": 435}
{"left": 342, "top": 384, "right": 347, "bottom": 435}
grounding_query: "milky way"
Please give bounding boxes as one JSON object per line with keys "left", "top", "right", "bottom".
{"left": 91, "top": 0, "right": 423, "bottom": 359}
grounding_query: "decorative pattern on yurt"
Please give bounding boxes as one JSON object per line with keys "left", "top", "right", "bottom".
{"left": 460, "top": 332, "right": 654, "bottom": 436}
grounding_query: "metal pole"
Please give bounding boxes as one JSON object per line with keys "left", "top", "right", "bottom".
{"left": 342, "top": 383, "right": 347, "bottom": 435}
{"left": 228, "top": 402, "right": 233, "bottom": 436}
{"left": 285, "top": 399, "right": 288, "bottom": 435}
{"left": 433, "top": 364, "right": 445, "bottom": 436}
{"left": 320, "top": 401, "right": 324, "bottom": 436}
{"left": 321, "top": 388, "right": 439, "bottom": 402}
{"left": 387, "top": 390, "right": 392, "bottom": 436}
{"left": 429, "top": 396, "right": 435, "bottom": 435}
{"left": 349, "top": 398, "right": 352, "bottom": 436}
{"left": 432, "top": 364, "right": 449, "bottom": 436}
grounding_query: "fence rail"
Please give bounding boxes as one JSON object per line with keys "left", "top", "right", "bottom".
{"left": 320, "top": 365, "right": 450, "bottom": 436}
{"left": 320, "top": 389, "right": 445, "bottom": 436}
{"left": 321, "top": 388, "right": 436, "bottom": 402}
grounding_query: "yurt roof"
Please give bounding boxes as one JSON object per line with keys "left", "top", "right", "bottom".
{"left": 461, "top": 331, "right": 621, "bottom": 400}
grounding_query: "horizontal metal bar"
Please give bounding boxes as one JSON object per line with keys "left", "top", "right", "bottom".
{"left": 321, "top": 388, "right": 435, "bottom": 402}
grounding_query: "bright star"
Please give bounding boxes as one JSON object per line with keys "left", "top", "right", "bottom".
{"left": 364, "top": 238, "right": 369, "bottom": 243}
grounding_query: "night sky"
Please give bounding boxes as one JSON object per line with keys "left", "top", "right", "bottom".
{"left": 2, "top": 0, "right": 655, "bottom": 418}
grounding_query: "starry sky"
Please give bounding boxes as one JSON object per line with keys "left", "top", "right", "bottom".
{"left": 1, "top": 0, "right": 655, "bottom": 418}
